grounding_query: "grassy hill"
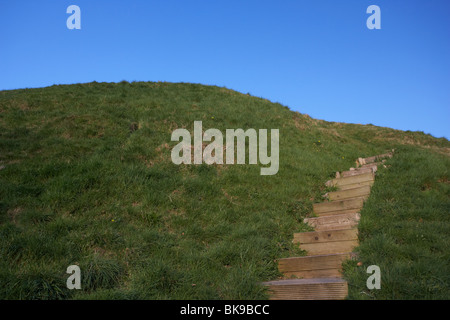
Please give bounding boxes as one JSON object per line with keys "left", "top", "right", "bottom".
{"left": 0, "top": 81, "right": 448, "bottom": 299}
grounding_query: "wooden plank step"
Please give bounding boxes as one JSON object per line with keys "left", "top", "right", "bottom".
{"left": 293, "top": 228, "right": 358, "bottom": 245}
{"left": 304, "top": 212, "right": 360, "bottom": 231}
{"left": 327, "top": 185, "right": 371, "bottom": 201}
{"left": 359, "top": 163, "right": 379, "bottom": 169}
{"left": 263, "top": 278, "right": 348, "bottom": 300}
{"left": 338, "top": 180, "right": 373, "bottom": 190}
{"left": 357, "top": 152, "right": 393, "bottom": 166}
{"left": 278, "top": 253, "right": 352, "bottom": 279}
{"left": 313, "top": 197, "right": 364, "bottom": 216}
{"left": 299, "top": 239, "right": 358, "bottom": 255}
{"left": 378, "top": 152, "right": 394, "bottom": 159}
{"left": 314, "top": 208, "right": 362, "bottom": 216}
{"left": 279, "top": 267, "right": 343, "bottom": 279}
{"left": 357, "top": 156, "right": 376, "bottom": 166}
{"left": 327, "top": 172, "right": 374, "bottom": 187}
{"left": 341, "top": 167, "right": 375, "bottom": 177}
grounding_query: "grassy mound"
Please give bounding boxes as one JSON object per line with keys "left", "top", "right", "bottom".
{"left": 0, "top": 81, "right": 448, "bottom": 299}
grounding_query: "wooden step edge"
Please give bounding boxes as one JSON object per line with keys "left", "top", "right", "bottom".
{"left": 281, "top": 268, "right": 344, "bottom": 279}
{"left": 307, "top": 222, "right": 359, "bottom": 231}
{"left": 304, "top": 213, "right": 361, "bottom": 231}
{"left": 341, "top": 167, "right": 376, "bottom": 177}
{"left": 330, "top": 172, "right": 375, "bottom": 186}
{"left": 334, "top": 175, "right": 374, "bottom": 187}
{"left": 262, "top": 278, "right": 349, "bottom": 300}
{"left": 315, "top": 208, "right": 362, "bottom": 217}
{"left": 327, "top": 193, "right": 370, "bottom": 202}
{"left": 357, "top": 153, "right": 392, "bottom": 166}
{"left": 357, "top": 160, "right": 388, "bottom": 169}
{"left": 293, "top": 228, "right": 359, "bottom": 244}
{"left": 300, "top": 239, "right": 359, "bottom": 256}
{"left": 313, "top": 206, "right": 364, "bottom": 217}
{"left": 277, "top": 252, "right": 360, "bottom": 279}
{"left": 337, "top": 180, "right": 374, "bottom": 191}
{"left": 332, "top": 184, "right": 371, "bottom": 193}
{"left": 326, "top": 173, "right": 375, "bottom": 187}
{"left": 359, "top": 162, "right": 380, "bottom": 169}
{"left": 313, "top": 197, "right": 365, "bottom": 214}
{"left": 327, "top": 185, "right": 371, "bottom": 201}
{"left": 278, "top": 252, "right": 355, "bottom": 272}
{"left": 278, "top": 252, "right": 352, "bottom": 262}
{"left": 304, "top": 212, "right": 361, "bottom": 224}
{"left": 262, "top": 277, "right": 348, "bottom": 286}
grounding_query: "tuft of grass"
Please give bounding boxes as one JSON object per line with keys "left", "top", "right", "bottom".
{"left": 79, "top": 258, "right": 126, "bottom": 292}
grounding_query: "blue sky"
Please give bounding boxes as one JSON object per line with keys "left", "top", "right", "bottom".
{"left": 1, "top": 0, "right": 449, "bottom": 138}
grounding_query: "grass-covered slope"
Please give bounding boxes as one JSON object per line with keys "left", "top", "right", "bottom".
{"left": 0, "top": 81, "right": 448, "bottom": 299}
{"left": 344, "top": 147, "right": 450, "bottom": 299}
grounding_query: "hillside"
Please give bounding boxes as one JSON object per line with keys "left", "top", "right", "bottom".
{"left": 0, "top": 81, "right": 448, "bottom": 299}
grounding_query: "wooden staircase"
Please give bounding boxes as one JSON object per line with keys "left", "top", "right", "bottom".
{"left": 263, "top": 151, "right": 393, "bottom": 300}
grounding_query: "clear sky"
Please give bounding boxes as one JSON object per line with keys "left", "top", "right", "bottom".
{"left": 1, "top": 0, "right": 449, "bottom": 138}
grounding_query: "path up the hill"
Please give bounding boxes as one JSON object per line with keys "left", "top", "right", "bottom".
{"left": 263, "top": 151, "right": 394, "bottom": 300}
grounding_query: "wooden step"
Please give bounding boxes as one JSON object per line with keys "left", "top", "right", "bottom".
{"left": 294, "top": 228, "right": 359, "bottom": 256}
{"left": 313, "top": 197, "right": 364, "bottom": 216}
{"left": 338, "top": 180, "right": 373, "bottom": 190}
{"left": 293, "top": 228, "right": 358, "bottom": 245}
{"left": 327, "top": 185, "right": 371, "bottom": 201}
{"left": 341, "top": 167, "right": 375, "bottom": 177}
{"left": 299, "top": 239, "right": 358, "bottom": 255}
{"left": 379, "top": 152, "right": 394, "bottom": 159}
{"left": 279, "top": 267, "right": 343, "bottom": 279}
{"left": 304, "top": 212, "right": 360, "bottom": 231}
{"left": 263, "top": 278, "right": 348, "bottom": 300}
{"left": 357, "top": 152, "right": 393, "bottom": 166}
{"left": 359, "top": 163, "right": 379, "bottom": 170}
{"left": 327, "top": 176, "right": 376, "bottom": 189}
{"left": 357, "top": 156, "right": 376, "bottom": 166}
{"left": 278, "top": 253, "right": 352, "bottom": 278}
{"left": 357, "top": 158, "right": 378, "bottom": 167}
{"left": 314, "top": 208, "right": 362, "bottom": 216}
{"left": 326, "top": 172, "right": 374, "bottom": 188}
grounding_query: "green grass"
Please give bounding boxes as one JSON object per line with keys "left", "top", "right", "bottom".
{"left": 343, "top": 146, "right": 450, "bottom": 299}
{"left": 0, "top": 81, "right": 448, "bottom": 299}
